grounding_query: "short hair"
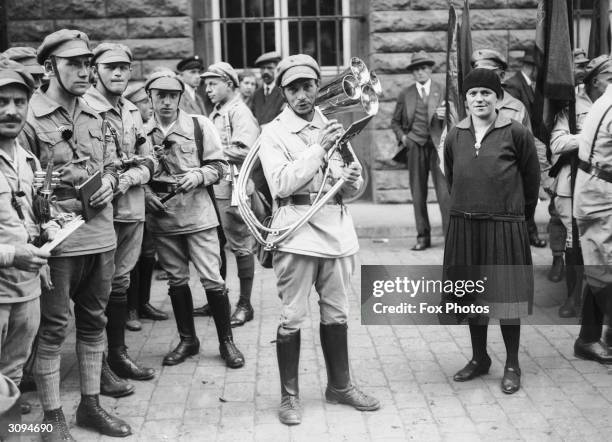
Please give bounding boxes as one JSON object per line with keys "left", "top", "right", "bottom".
{"left": 239, "top": 70, "right": 256, "bottom": 82}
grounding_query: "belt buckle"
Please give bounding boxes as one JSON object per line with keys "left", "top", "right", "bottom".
{"left": 463, "top": 212, "right": 473, "bottom": 220}
{"left": 309, "top": 193, "right": 317, "bottom": 205}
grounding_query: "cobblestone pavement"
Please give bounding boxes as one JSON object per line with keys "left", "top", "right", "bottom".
{"left": 20, "top": 237, "right": 612, "bottom": 441}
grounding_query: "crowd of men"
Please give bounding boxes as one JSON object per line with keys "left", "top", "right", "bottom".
{"left": 0, "top": 27, "right": 382, "bottom": 439}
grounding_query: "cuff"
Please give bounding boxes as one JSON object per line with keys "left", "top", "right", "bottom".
{"left": 0, "top": 244, "right": 16, "bottom": 267}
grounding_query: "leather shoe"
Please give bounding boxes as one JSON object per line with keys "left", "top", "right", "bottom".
{"left": 163, "top": 338, "right": 200, "bottom": 366}
{"left": 125, "top": 309, "right": 142, "bottom": 331}
{"left": 574, "top": 338, "right": 612, "bottom": 364}
{"left": 108, "top": 346, "right": 155, "bottom": 381}
{"left": 453, "top": 357, "right": 491, "bottom": 382}
{"left": 230, "top": 303, "right": 254, "bottom": 327}
{"left": 76, "top": 394, "right": 131, "bottom": 437}
{"left": 529, "top": 234, "right": 547, "bottom": 248}
{"left": 139, "top": 303, "right": 168, "bottom": 321}
{"left": 100, "top": 357, "right": 135, "bottom": 398}
{"left": 278, "top": 395, "right": 301, "bottom": 425}
{"left": 547, "top": 255, "right": 565, "bottom": 282}
{"left": 193, "top": 304, "right": 211, "bottom": 317}
{"left": 501, "top": 366, "right": 521, "bottom": 394}
{"left": 411, "top": 238, "right": 430, "bottom": 251}
{"left": 220, "top": 338, "right": 245, "bottom": 368}
{"left": 325, "top": 384, "right": 380, "bottom": 411}
{"left": 42, "top": 408, "right": 75, "bottom": 442}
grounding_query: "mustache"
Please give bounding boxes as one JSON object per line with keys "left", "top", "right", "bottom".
{"left": 0, "top": 116, "right": 22, "bottom": 124}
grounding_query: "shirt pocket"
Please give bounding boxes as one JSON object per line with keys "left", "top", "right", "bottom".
{"left": 176, "top": 141, "right": 200, "bottom": 169}
{"left": 86, "top": 127, "right": 105, "bottom": 166}
{"left": 37, "top": 130, "right": 70, "bottom": 167}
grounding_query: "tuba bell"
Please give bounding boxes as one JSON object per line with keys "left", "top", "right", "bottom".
{"left": 236, "top": 57, "right": 382, "bottom": 252}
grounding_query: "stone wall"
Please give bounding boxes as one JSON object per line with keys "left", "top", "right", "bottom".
{"left": 6, "top": 0, "right": 194, "bottom": 80}
{"left": 369, "top": 0, "right": 538, "bottom": 203}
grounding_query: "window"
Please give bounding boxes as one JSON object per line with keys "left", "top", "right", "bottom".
{"left": 573, "top": 0, "right": 611, "bottom": 50}
{"left": 201, "top": 0, "right": 355, "bottom": 70}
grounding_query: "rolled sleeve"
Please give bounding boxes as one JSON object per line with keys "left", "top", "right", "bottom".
{"left": 0, "top": 244, "right": 16, "bottom": 267}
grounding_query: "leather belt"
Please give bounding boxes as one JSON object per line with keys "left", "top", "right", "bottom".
{"left": 276, "top": 194, "right": 343, "bottom": 207}
{"left": 578, "top": 159, "right": 612, "bottom": 184}
{"left": 149, "top": 181, "right": 178, "bottom": 194}
{"left": 450, "top": 209, "right": 524, "bottom": 222}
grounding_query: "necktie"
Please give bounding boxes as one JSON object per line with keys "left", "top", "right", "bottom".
{"left": 265, "top": 86, "right": 269, "bottom": 96}
{"left": 420, "top": 86, "right": 428, "bottom": 101}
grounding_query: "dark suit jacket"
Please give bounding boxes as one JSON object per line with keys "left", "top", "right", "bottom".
{"left": 250, "top": 86, "right": 285, "bottom": 125}
{"left": 390, "top": 80, "right": 445, "bottom": 163}
{"left": 504, "top": 71, "right": 546, "bottom": 142}
{"left": 179, "top": 89, "right": 207, "bottom": 116}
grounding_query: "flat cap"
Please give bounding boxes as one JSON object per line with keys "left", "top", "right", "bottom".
{"left": 92, "top": 43, "right": 132, "bottom": 64}
{"left": 2, "top": 47, "right": 44, "bottom": 75}
{"left": 573, "top": 48, "right": 589, "bottom": 65}
{"left": 0, "top": 56, "right": 36, "bottom": 94}
{"left": 177, "top": 55, "right": 204, "bottom": 72}
{"left": 275, "top": 54, "right": 320, "bottom": 88}
{"left": 471, "top": 49, "right": 508, "bottom": 70}
{"left": 584, "top": 54, "right": 612, "bottom": 83}
{"left": 145, "top": 69, "right": 184, "bottom": 92}
{"left": 254, "top": 51, "right": 281, "bottom": 67}
{"left": 200, "top": 62, "right": 239, "bottom": 87}
{"left": 406, "top": 50, "right": 435, "bottom": 71}
{"left": 36, "top": 29, "right": 92, "bottom": 65}
{"left": 124, "top": 81, "right": 148, "bottom": 103}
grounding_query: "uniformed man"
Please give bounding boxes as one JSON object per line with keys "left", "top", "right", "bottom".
{"left": 201, "top": 62, "right": 260, "bottom": 327}
{"left": 22, "top": 29, "right": 131, "bottom": 439}
{"left": 549, "top": 51, "right": 595, "bottom": 318}
{"left": 177, "top": 55, "right": 208, "bottom": 116}
{"left": 0, "top": 58, "right": 51, "bottom": 423}
{"left": 143, "top": 70, "right": 245, "bottom": 368}
{"left": 259, "top": 54, "right": 380, "bottom": 425}
{"left": 122, "top": 81, "right": 168, "bottom": 331}
{"left": 471, "top": 49, "right": 549, "bottom": 249}
{"left": 250, "top": 51, "right": 284, "bottom": 125}
{"left": 2, "top": 47, "right": 45, "bottom": 89}
{"left": 572, "top": 55, "right": 612, "bottom": 364}
{"left": 84, "top": 43, "right": 156, "bottom": 394}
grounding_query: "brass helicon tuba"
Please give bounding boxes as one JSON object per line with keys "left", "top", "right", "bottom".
{"left": 236, "top": 57, "right": 382, "bottom": 251}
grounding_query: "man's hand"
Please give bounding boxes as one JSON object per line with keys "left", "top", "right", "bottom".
{"left": 41, "top": 221, "right": 60, "bottom": 243}
{"left": 145, "top": 192, "right": 167, "bottom": 213}
{"left": 13, "top": 244, "right": 50, "bottom": 272}
{"left": 342, "top": 162, "right": 362, "bottom": 185}
{"left": 435, "top": 102, "right": 446, "bottom": 120}
{"left": 40, "top": 264, "right": 54, "bottom": 291}
{"left": 401, "top": 134, "right": 411, "bottom": 148}
{"left": 317, "top": 120, "right": 344, "bottom": 152}
{"left": 177, "top": 171, "right": 201, "bottom": 193}
{"left": 115, "top": 175, "right": 132, "bottom": 196}
{"left": 90, "top": 176, "right": 114, "bottom": 208}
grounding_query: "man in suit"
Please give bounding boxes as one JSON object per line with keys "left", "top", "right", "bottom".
{"left": 250, "top": 51, "right": 284, "bottom": 125}
{"left": 390, "top": 51, "right": 449, "bottom": 251}
{"left": 177, "top": 55, "right": 208, "bottom": 116}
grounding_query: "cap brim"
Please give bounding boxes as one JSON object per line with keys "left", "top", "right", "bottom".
{"left": 200, "top": 72, "right": 223, "bottom": 79}
{"left": 0, "top": 77, "right": 29, "bottom": 90}
{"left": 23, "top": 65, "right": 45, "bottom": 75}
{"left": 406, "top": 60, "right": 435, "bottom": 71}
{"left": 281, "top": 71, "right": 318, "bottom": 87}
{"left": 148, "top": 77, "right": 183, "bottom": 91}
{"left": 96, "top": 54, "right": 131, "bottom": 64}
{"left": 54, "top": 48, "right": 93, "bottom": 59}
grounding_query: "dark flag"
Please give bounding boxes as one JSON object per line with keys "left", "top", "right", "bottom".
{"left": 588, "top": 0, "right": 610, "bottom": 58}
{"left": 457, "top": 0, "right": 472, "bottom": 106}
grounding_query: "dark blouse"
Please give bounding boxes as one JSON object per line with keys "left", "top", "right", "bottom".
{"left": 443, "top": 115, "right": 540, "bottom": 220}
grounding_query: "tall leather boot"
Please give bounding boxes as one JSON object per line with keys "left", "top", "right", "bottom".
{"left": 276, "top": 327, "right": 301, "bottom": 425}
{"left": 163, "top": 285, "right": 200, "bottom": 366}
{"left": 559, "top": 248, "right": 582, "bottom": 318}
{"left": 320, "top": 323, "right": 380, "bottom": 411}
{"left": 138, "top": 256, "right": 168, "bottom": 321}
{"left": 206, "top": 288, "right": 245, "bottom": 368}
{"left": 76, "top": 394, "right": 131, "bottom": 437}
{"left": 41, "top": 408, "right": 75, "bottom": 442}
{"left": 231, "top": 255, "right": 255, "bottom": 327}
{"left": 106, "top": 295, "right": 155, "bottom": 380}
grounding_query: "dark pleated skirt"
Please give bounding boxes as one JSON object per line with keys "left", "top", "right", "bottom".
{"left": 441, "top": 215, "right": 534, "bottom": 321}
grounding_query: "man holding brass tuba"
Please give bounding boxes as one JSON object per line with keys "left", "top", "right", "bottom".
{"left": 258, "top": 54, "right": 380, "bottom": 426}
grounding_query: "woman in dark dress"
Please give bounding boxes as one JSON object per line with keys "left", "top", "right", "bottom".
{"left": 442, "top": 69, "right": 540, "bottom": 394}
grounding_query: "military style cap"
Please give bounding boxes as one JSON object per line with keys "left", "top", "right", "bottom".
{"left": 200, "top": 62, "right": 239, "bottom": 87}
{"left": 471, "top": 49, "right": 508, "bottom": 70}
{"left": 92, "top": 43, "right": 132, "bottom": 64}
{"left": 0, "top": 56, "right": 36, "bottom": 94}
{"left": 573, "top": 48, "right": 589, "bottom": 65}
{"left": 124, "top": 81, "right": 148, "bottom": 103}
{"left": 176, "top": 55, "right": 204, "bottom": 72}
{"left": 36, "top": 29, "right": 93, "bottom": 64}
{"left": 275, "top": 54, "right": 320, "bottom": 87}
{"left": 584, "top": 54, "right": 612, "bottom": 83}
{"left": 2, "top": 47, "right": 44, "bottom": 75}
{"left": 406, "top": 50, "right": 435, "bottom": 71}
{"left": 145, "top": 69, "right": 184, "bottom": 92}
{"left": 254, "top": 51, "right": 281, "bottom": 67}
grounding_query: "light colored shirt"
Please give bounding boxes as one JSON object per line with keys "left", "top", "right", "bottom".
{"left": 259, "top": 106, "right": 363, "bottom": 258}
{"left": 417, "top": 79, "right": 431, "bottom": 100}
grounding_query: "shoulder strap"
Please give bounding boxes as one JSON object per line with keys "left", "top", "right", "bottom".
{"left": 192, "top": 116, "right": 204, "bottom": 166}
{"left": 587, "top": 104, "right": 612, "bottom": 165}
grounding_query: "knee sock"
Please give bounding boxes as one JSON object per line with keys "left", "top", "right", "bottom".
{"left": 500, "top": 320, "right": 521, "bottom": 369}
{"left": 33, "top": 353, "right": 61, "bottom": 411}
{"left": 468, "top": 319, "right": 489, "bottom": 362}
{"left": 236, "top": 255, "right": 254, "bottom": 305}
{"left": 76, "top": 339, "right": 104, "bottom": 396}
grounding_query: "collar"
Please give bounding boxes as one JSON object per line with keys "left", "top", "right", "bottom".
{"left": 30, "top": 88, "right": 99, "bottom": 120}
{"left": 264, "top": 82, "right": 275, "bottom": 92}
{"left": 496, "top": 91, "right": 522, "bottom": 112}
{"left": 0, "top": 139, "right": 35, "bottom": 166}
{"left": 521, "top": 71, "right": 533, "bottom": 87}
{"left": 209, "top": 93, "right": 242, "bottom": 119}
{"left": 277, "top": 105, "right": 327, "bottom": 133}
{"left": 84, "top": 86, "right": 115, "bottom": 114}
{"left": 416, "top": 79, "right": 431, "bottom": 93}
{"left": 148, "top": 109, "right": 194, "bottom": 138}
{"left": 455, "top": 113, "right": 512, "bottom": 130}
{"left": 184, "top": 84, "right": 196, "bottom": 99}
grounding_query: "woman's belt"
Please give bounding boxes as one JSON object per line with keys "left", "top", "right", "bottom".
{"left": 578, "top": 159, "right": 612, "bottom": 184}
{"left": 277, "top": 194, "right": 343, "bottom": 207}
{"left": 450, "top": 209, "right": 524, "bottom": 222}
